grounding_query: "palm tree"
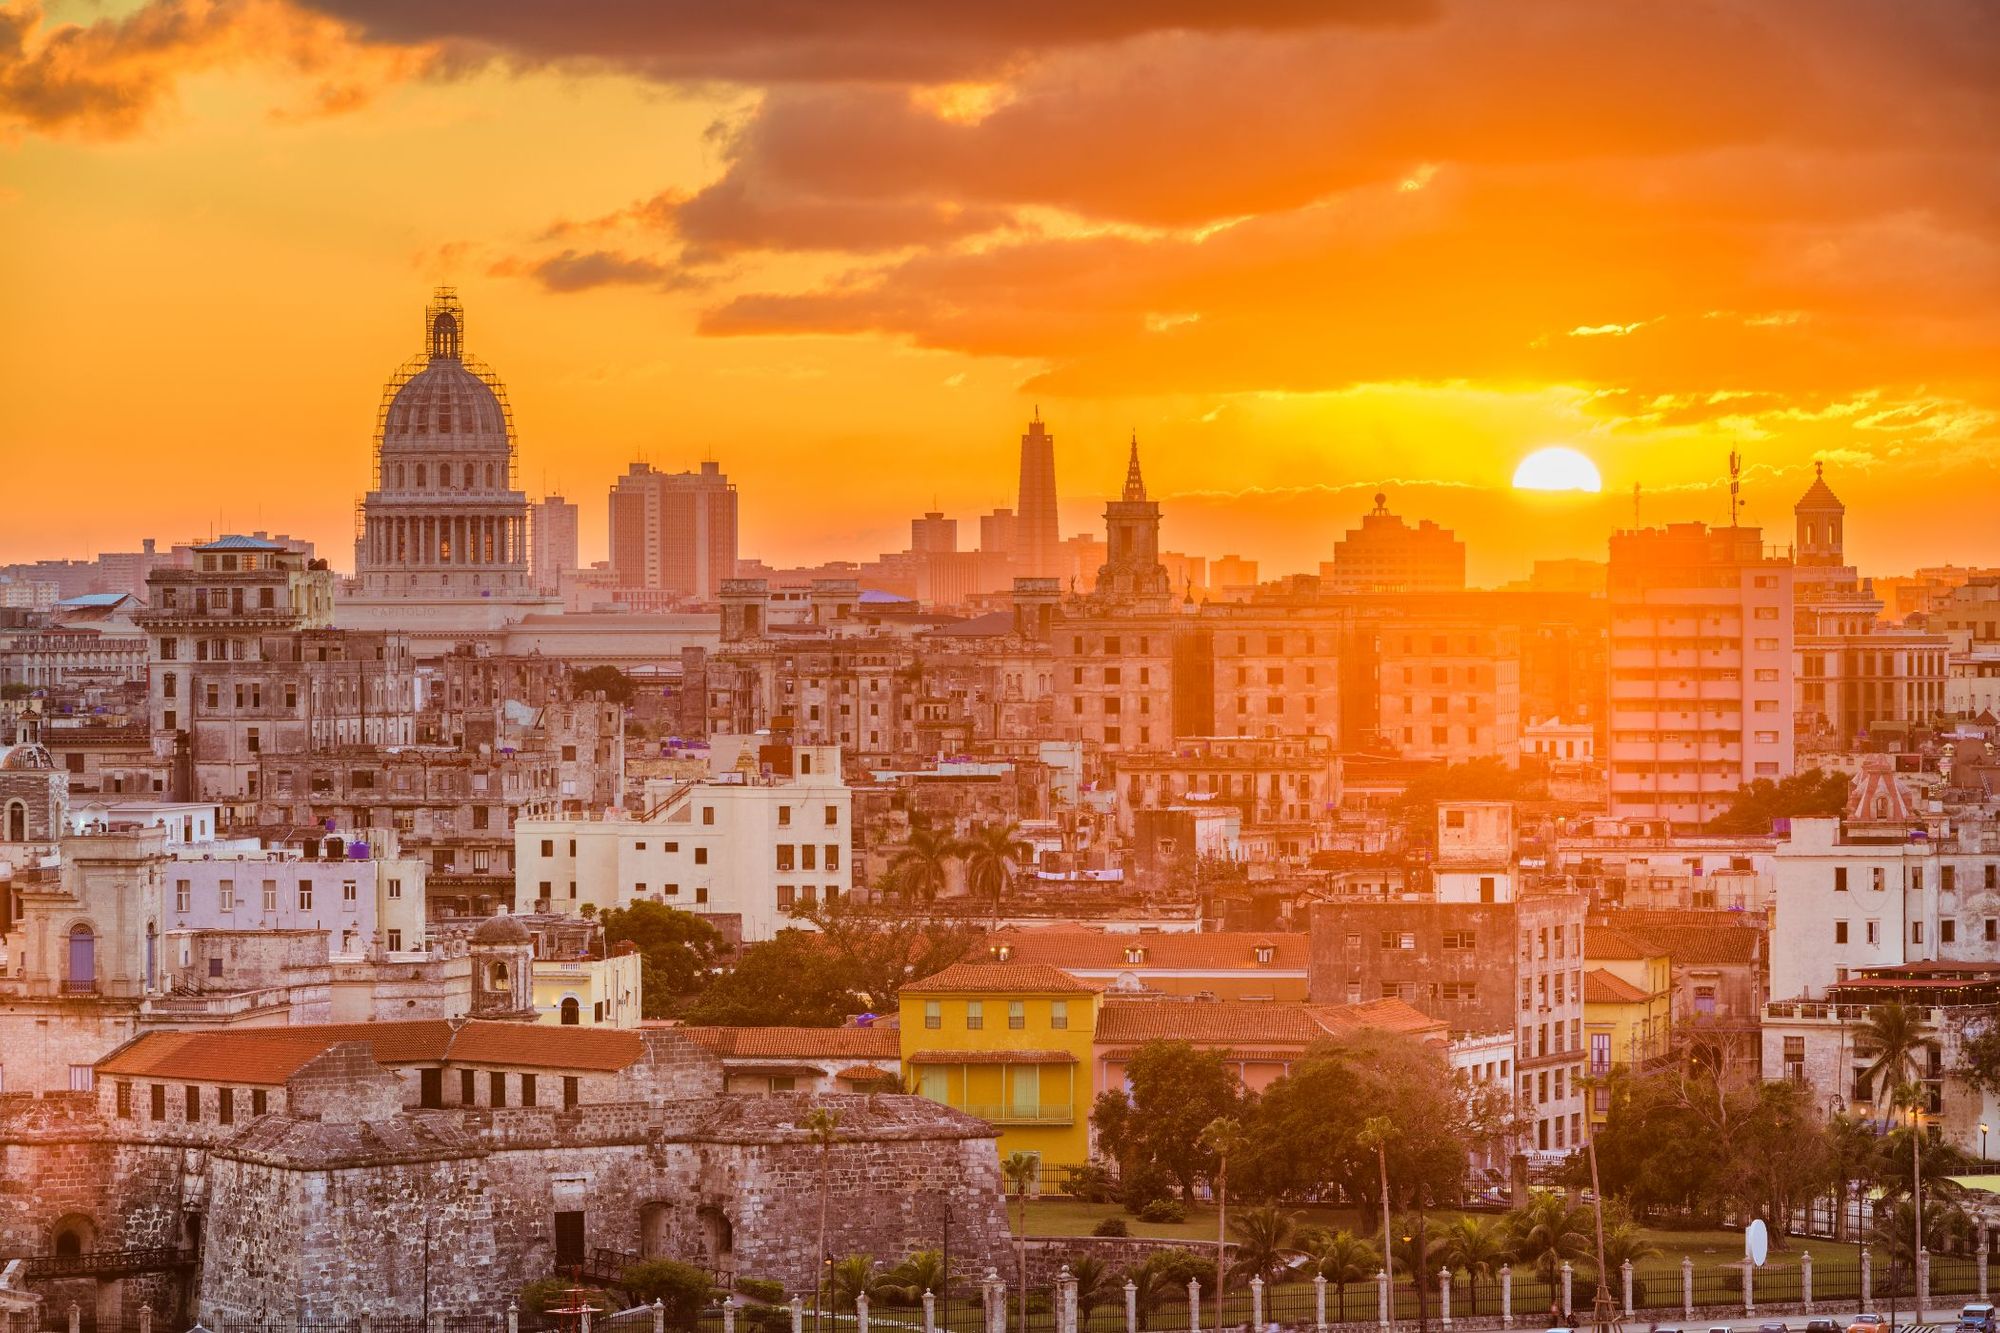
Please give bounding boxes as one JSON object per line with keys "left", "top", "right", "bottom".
{"left": 1356, "top": 1117, "right": 1399, "bottom": 1297}
{"left": 1598, "top": 1219, "right": 1660, "bottom": 1278}
{"left": 1435, "top": 1216, "right": 1512, "bottom": 1316}
{"left": 890, "top": 825, "right": 961, "bottom": 905}
{"left": 1827, "top": 1113, "right": 1879, "bottom": 1242}
{"left": 829, "top": 1255, "right": 882, "bottom": 1312}
{"left": 1127, "top": 1261, "right": 1172, "bottom": 1331}
{"left": 1228, "top": 1204, "right": 1299, "bottom": 1284}
{"left": 1070, "top": 1255, "right": 1113, "bottom": 1330}
{"left": 1003, "top": 1152, "right": 1040, "bottom": 1329}
{"left": 962, "top": 821, "right": 1031, "bottom": 925}
{"left": 1390, "top": 1215, "right": 1443, "bottom": 1287}
{"left": 1859, "top": 1003, "right": 1930, "bottom": 1126}
{"left": 1198, "top": 1115, "right": 1248, "bottom": 1322}
{"left": 804, "top": 1107, "right": 842, "bottom": 1333}
{"left": 1506, "top": 1192, "right": 1592, "bottom": 1286}
{"left": 883, "top": 1250, "right": 949, "bottom": 1305}
{"left": 1304, "top": 1230, "right": 1380, "bottom": 1323}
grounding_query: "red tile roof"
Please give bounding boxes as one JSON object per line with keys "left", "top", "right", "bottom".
{"left": 906, "top": 1049, "right": 1079, "bottom": 1065}
{"left": 95, "top": 1019, "right": 645, "bottom": 1085}
{"left": 1583, "top": 968, "right": 1653, "bottom": 1005}
{"left": 983, "top": 929, "right": 1309, "bottom": 972}
{"left": 1094, "top": 997, "right": 1447, "bottom": 1046}
{"left": 902, "top": 962, "right": 1101, "bottom": 995}
{"left": 680, "top": 1026, "right": 902, "bottom": 1060}
{"left": 1585, "top": 926, "right": 1656, "bottom": 961}
{"left": 834, "top": 1065, "right": 900, "bottom": 1083}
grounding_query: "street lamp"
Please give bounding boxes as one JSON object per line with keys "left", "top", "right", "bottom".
{"left": 1983, "top": 1122, "right": 1990, "bottom": 1164}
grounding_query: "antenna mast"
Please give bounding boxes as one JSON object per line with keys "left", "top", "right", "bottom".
{"left": 1727, "top": 450, "right": 1744, "bottom": 528}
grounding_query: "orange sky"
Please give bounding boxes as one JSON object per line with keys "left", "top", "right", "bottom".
{"left": 3, "top": 0, "right": 1997, "bottom": 585}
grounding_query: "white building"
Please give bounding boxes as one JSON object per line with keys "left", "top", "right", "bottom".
{"left": 515, "top": 739, "right": 850, "bottom": 943}
{"left": 1607, "top": 521, "right": 1795, "bottom": 829}
{"left": 162, "top": 842, "right": 429, "bottom": 957}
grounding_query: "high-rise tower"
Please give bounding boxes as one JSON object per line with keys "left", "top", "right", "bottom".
{"left": 1014, "top": 413, "right": 1061, "bottom": 579}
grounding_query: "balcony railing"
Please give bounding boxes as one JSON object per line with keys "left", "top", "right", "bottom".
{"left": 963, "top": 1103, "right": 1074, "bottom": 1126}
{"left": 59, "top": 979, "right": 98, "bottom": 995}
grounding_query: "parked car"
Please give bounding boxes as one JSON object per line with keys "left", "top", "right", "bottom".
{"left": 1960, "top": 1303, "right": 1997, "bottom": 1333}
{"left": 1846, "top": 1315, "right": 1885, "bottom": 1333}
{"left": 1757, "top": 1323, "right": 1791, "bottom": 1333}
{"left": 1806, "top": 1320, "right": 1840, "bottom": 1333}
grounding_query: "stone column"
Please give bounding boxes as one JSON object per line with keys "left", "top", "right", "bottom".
{"left": 1920, "top": 1248, "right": 1931, "bottom": 1314}
{"left": 1862, "top": 1248, "right": 1872, "bottom": 1307}
{"left": 1438, "top": 1268, "right": 1451, "bottom": 1329}
{"left": 1621, "top": 1260, "right": 1633, "bottom": 1319}
{"left": 1252, "top": 1275, "right": 1265, "bottom": 1331}
{"left": 67, "top": 1305, "right": 78, "bottom": 1333}
{"left": 1561, "top": 1262, "right": 1574, "bottom": 1320}
{"left": 1378, "top": 1268, "right": 1390, "bottom": 1331}
{"left": 792, "top": 1296, "right": 805, "bottom": 1333}
{"left": 653, "top": 1302, "right": 665, "bottom": 1333}
{"left": 431, "top": 1310, "right": 446, "bottom": 1333}
{"left": 1802, "top": 1251, "right": 1813, "bottom": 1312}
{"left": 139, "top": 1307, "right": 152, "bottom": 1333}
{"left": 1189, "top": 1278, "right": 1203, "bottom": 1333}
{"left": 725, "top": 1299, "right": 739, "bottom": 1333}
{"left": 1125, "top": 1279, "right": 1138, "bottom": 1333}
{"left": 1742, "top": 1257, "right": 1753, "bottom": 1317}
{"left": 509, "top": 1303, "right": 520, "bottom": 1333}
{"left": 1681, "top": 1258, "right": 1693, "bottom": 1319}
{"left": 1061, "top": 1267, "right": 1078, "bottom": 1333}
{"left": 986, "top": 1268, "right": 1005, "bottom": 1333}
{"left": 857, "top": 1292, "right": 870, "bottom": 1333}
{"left": 1501, "top": 1264, "right": 1513, "bottom": 1328}
{"left": 924, "top": 1290, "right": 937, "bottom": 1333}
{"left": 1314, "top": 1274, "right": 1328, "bottom": 1333}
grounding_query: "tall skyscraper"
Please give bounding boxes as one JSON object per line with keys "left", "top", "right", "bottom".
{"left": 608, "top": 460, "right": 739, "bottom": 601}
{"left": 530, "top": 494, "right": 579, "bottom": 594}
{"left": 1014, "top": 413, "right": 1061, "bottom": 579}
{"left": 910, "top": 511, "right": 958, "bottom": 555}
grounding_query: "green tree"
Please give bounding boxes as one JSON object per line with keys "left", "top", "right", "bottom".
{"left": 1129, "top": 1251, "right": 1209, "bottom": 1330}
{"left": 573, "top": 664, "right": 635, "bottom": 704}
{"left": 1703, "top": 768, "right": 1850, "bottom": 833}
{"left": 806, "top": 1107, "right": 840, "bottom": 1333}
{"left": 962, "top": 821, "right": 1032, "bottom": 925}
{"left": 1597, "top": 1213, "right": 1659, "bottom": 1277}
{"left": 1393, "top": 759, "right": 1540, "bottom": 839}
{"left": 881, "top": 1250, "right": 948, "bottom": 1305}
{"left": 1301, "top": 1229, "right": 1380, "bottom": 1323}
{"left": 619, "top": 1259, "right": 713, "bottom": 1330}
{"left": 1505, "top": 1193, "right": 1591, "bottom": 1285}
{"left": 1091, "top": 1040, "right": 1246, "bottom": 1202}
{"left": 794, "top": 895, "right": 980, "bottom": 1013}
{"left": 1228, "top": 1204, "right": 1298, "bottom": 1284}
{"left": 828, "top": 1255, "right": 882, "bottom": 1312}
{"left": 1826, "top": 1113, "right": 1878, "bottom": 1241}
{"left": 1069, "top": 1255, "right": 1114, "bottom": 1328}
{"left": 889, "top": 825, "right": 962, "bottom": 905}
{"left": 1434, "top": 1216, "right": 1511, "bottom": 1313}
{"left": 1003, "top": 1151, "right": 1039, "bottom": 1329}
{"left": 681, "top": 930, "right": 864, "bottom": 1026}
{"left": 1858, "top": 1003, "right": 1930, "bottom": 1125}
{"left": 1390, "top": 1214, "right": 1443, "bottom": 1285}
{"left": 1199, "top": 1115, "right": 1248, "bottom": 1315}
{"left": 596, "top": 900, "right": 724, "bottom": 1018}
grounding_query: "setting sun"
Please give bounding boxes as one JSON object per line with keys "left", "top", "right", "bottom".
{"left": 1512, "top": 446, "right": 1604, "bottom": 493}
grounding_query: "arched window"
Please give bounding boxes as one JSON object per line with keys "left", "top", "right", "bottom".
{"left": 66, "top": 924, "right": 95, "bottom": 992}
{"left": 560, "top": 997, "right": 580, "bottom": 1026}
{"left": 439, "top": 463, "right": 452, "bottom": 488}
{"left": 5, "top": 800, "right": 25, "bottom": 842}
{"left": 488, "top": 962, "right": 509, "bottom": 989}
{"left": 415, "top": 464, "right": 428, "bottom": 488}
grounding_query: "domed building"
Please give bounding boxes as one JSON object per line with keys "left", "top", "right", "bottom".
{"left": 341, "top": 289, "right": 558, "bottom": 640}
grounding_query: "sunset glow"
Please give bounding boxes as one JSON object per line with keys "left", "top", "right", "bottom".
{"left": 1512, "top": 447, "right": 1603, "bottom": 494}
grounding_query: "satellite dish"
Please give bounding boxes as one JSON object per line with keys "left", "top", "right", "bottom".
{"left": 1746, "top": 1219, "right": 1769, "bottom": 1268}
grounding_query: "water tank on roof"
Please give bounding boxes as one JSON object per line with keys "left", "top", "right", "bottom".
{"left": 347, "top": 841, "right": 371, "bottom": 859}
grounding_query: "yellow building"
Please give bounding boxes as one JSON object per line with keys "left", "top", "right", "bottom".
{"left": 532, "top": 949, "right": 643, "bottom": 1028}
{"left": 1583, "top": 926, "right": 1674, "bottom": 1127}
{"left": 899, "top": 961, "right": 1101, "bottom": 1179}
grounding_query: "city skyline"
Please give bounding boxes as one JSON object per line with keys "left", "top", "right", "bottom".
{"left": 5, "top": 2, "right": 1998, "bottom": 580}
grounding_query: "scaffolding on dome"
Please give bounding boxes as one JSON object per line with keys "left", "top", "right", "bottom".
{"left": 366, "top": 298, "right": 522, "bottom": 493}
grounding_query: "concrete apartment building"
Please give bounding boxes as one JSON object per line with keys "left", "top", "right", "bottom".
{"left": 1376, "top": 617, "right": 1522, "bottom": 765}
{"left": 530, "top": 494, "right": 581, "bottom": 595}
{"left": 1321, "top": 494, "right": 1466, "bottom": 595}
{"left": 516, "top": 738, "right": 851, "bottom": 943}
{"left": 1606, "top": 521, "right": 1795, "bottom": 829}
{"left": 609, "top": 460, "right": 739, "bottom": 602}
{"left": 1306, "top": 801, "right": 1586, "bottom": 1159}
{"left": 162, "top": 837, "right": 428, "bottom": 957}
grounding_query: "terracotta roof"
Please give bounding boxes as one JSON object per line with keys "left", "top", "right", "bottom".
{"left": 906, "top": 1049, "right": 1079, "bottom": 1065}
{"left": 1584, "top": 969, "right": 1652, "bottom": 1005}
{"left": 1617, "top": 923, "right": 1761, "bottom": 967}
{"left": 1585, "top": 926, "right": 1656, "bottom": 961}
{"left": 96, "top": 1019, "right": 645, "bottom": 1085}
{"left": 983, "top": 929, "right": 1309, "bottom": 972}
{"left": 680, "top": 1026, "right": 902, "bottom": 1060}
{"left": 902, "top": 962, "right": 1100, "bottom": 995}
{"left": 834, "top": 1065, "right": 900, "bottom": 1083}
{"left": 1095, "top": 997, "right": 1446, "bottom": 1047}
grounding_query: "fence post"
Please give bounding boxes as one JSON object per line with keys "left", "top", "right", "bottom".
{"left": 433, "top": 1311, "right": 447, "bottom": 1333}
{"left": 1681, "top": 1257, "right": 1692, "bottom": 1320}
{"left": 1802, "top": 1251, "right": 1813, "bottom": 1313}
{"left": 361, "top": 1312, "right": 373, "bottom": 1333}
{"left": 1188, "top": 1279, "right": 1202, "bottom": 1333}
{"left": 1125, "top": 1279, "right": 1138, "bottom": 1333}
{"left": 1061, "top": 1267, "right": 1078, "bottom": 1333}
{"left": 726, "top": 1298, "right": 740, "bottom": 1333}
{"left": 1919, "top": 1248, "right": 1931, "bottom": 1314}
{"left": 1982, "top": 1234, "right": 1991, "bottom": 1303}
{"left": 857, "top": 1291, "right": 871, "bottom": 1333}
{"left": 1742, "top": 1257, "right": 1753, "bottom": 1317}
{"left": 68, "top": 1305, "right": 79, "bottom": 1333}
{"left": 1620, "top": 1260, "right": 1633, "bottom": 1319}
{"left": 1247, "top": 1275, "right": 1263, "bottom": 1331}
{"left": 1500, "top": 1264, "right": 1512, "bottom": 1329}
{"left": 792, "top": 1296, "right": 806, "bottom": 1333}
{"left": 509, "top": 1303, "right": 520, "bottom": 1333}
{"left": 1378, "top": 1269, "right": 1390, "bottom": 1332}
{"left": 1437, "top": 1268, "right": 1450, "bottom": 1330}
{"left": 986, "top": 1268, "right": 1005, "bottom": 1333}
{"left": 655, "top": 1299, "right": 667, "bottom": 1333}
{"left": 924, "top": 1290, "right": 937, "bottom": 1333}
{"left": 1314, "top": 1274, "right": 1328, "bottom": 1333}
{"left": 139, "top": 1306, "right": 152, "bottom": 1333}
{"left": 1561, "top": 1262, "right": 1573, "bottom": 1321}
{"left": 1862, "top": 1248, "right": 1872, "bottom": 1308}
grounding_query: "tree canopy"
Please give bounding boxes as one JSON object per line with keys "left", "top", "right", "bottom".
{"left": 1703, "top": 768, "right": 1850, "bottom": 833}
{"left": 1092, "top": 1040, "right": 1249, "bottom": 1201}
{"left": 595, "top": 901, "right": 724, "bottom": 1019}
{"left": 572, "top": 664, "right": 635, "bottom": 705}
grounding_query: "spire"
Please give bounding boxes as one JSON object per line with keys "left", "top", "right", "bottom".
{"left": 1122, "top": 431, "right": 1147, "bottom": 501}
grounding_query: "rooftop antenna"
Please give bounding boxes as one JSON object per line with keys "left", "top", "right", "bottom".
{"left": 1728, "top": 450, "right": 1744, "bottom": 528}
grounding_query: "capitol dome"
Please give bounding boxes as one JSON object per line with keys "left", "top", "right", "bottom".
{"left": 382, "top": 359, "right": 509, "bottom": 449}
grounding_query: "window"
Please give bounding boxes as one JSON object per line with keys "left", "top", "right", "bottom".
{"left": 219, "top": 1087, "right": 235, "bottom": 1125}
{"left": 342, "top": 879, "right": 357, "bottom": 905}
{"left": 175, "top": 879, "right": 191, "bottom": 913}
{"left": 388, "top": 878, "right": 402, "bottom": 899}
{"left": 1943, "top": 920, "right": 1957, "bottom": 944}
{"left": 218, "top": 879, "right": 234, "bottom": 912}
{"left": 778, "top": 806, "right": 791, "bottom": 827}
{"left": 1913, "top": 921, "right": 1925, "bottom": 944}
{"left": 116, "top": 1082, "right": 132, "bottom": 1117}
{"left": 563, "top": 1076, "right": 579, "bottom": 1110}
{"left": 1008, "top": 1000, "right": 1026, "bottom": 1030}
{"left": 1442, "top": 931, "right": 1476, "bottom": 950}
{"left": 297, "top": 880, "right": 313, "bottom": 910}
{"left": 924, "top": 1000, "right": 941, "bottom": 1030}
{"left": 521, "top": 1074, "right": 537, "bottom": 1107}
{"left": 1866, "top": 920, "right": 1880, "bottom": 945}
{"left": 461, "top": 1070, "right": 476, "bottom": 1104}
{"left": 826, "top": 845, "right": 841, "bottom": 871}
{"left": 151, "top": 1084, "right": 167, "bottom": 1120}
{"left": 252, "top": 1088, "right": 268, "bottom": 1116}
{"left": 263, "top": 880, "right": 277, "bottom": 912}
{"left": 1835, "top": 921, "right": 1848, "bottom": 944}
{"left": 1835, "top": 866, "right": 1848, "bottom": 892}
{"left": 490, "top": 1072, "right": 507, "bottom": 1108}
{"left": 1051, "top": 1001, "right": 1068, "bottom": 1030}
{"left": 965, "top": 1001, "right": 984, "bottom": 1031}
{"left": 825, "top": 805, "right": 839, "bottom": 827}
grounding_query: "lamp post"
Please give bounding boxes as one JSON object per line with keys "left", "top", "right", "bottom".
{"left": 1913, "top": 1107, "right": 1926, "bottom": 1322}
{"left": 1983, "top": 1122, "right": 1990, "bottom": 1165}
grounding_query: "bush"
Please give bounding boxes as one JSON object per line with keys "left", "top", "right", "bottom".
{"left": 1140, "top": 1249, "right": 1210, "bottom": 1288}
{"left": 620, "top": 1259, "right": 712, "bottom": 1331}
{"left": 1138, "top": 1198, "right": 1187, "bottom": 1224}
{"left": 1067, "top": 1162, "right": 1119, "bottom": 1204}
{"left": 519, "top": 1279, "right": 611, "bottom": 1316}
{"left": 1092, "top": 1218, "right": 1131, "bottom": 1238}
{"left": 1120, "top": 1162, "right": 1178, "bottom": 1215}
{"left": 737, "top": 1277, "right": 787, "bottom": 1305}
{"left": 746, "top": 1308, "right": 792, "bottom": 1333}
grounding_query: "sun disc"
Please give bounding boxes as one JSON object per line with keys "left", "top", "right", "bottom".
{"left": 1512, "top": 446, "right": 1603, "bottom": 493}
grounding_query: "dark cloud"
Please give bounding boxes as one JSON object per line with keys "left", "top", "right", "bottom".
{"left": 492, "top": 248, "right": 695, "bottom": 294}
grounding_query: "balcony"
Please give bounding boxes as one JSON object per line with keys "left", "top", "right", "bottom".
{"left": 59, "top": 979, "right": 98, "bottom": 995}
{"left": 964, "top": 1103, "right": 1075, "bottom": 1126}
